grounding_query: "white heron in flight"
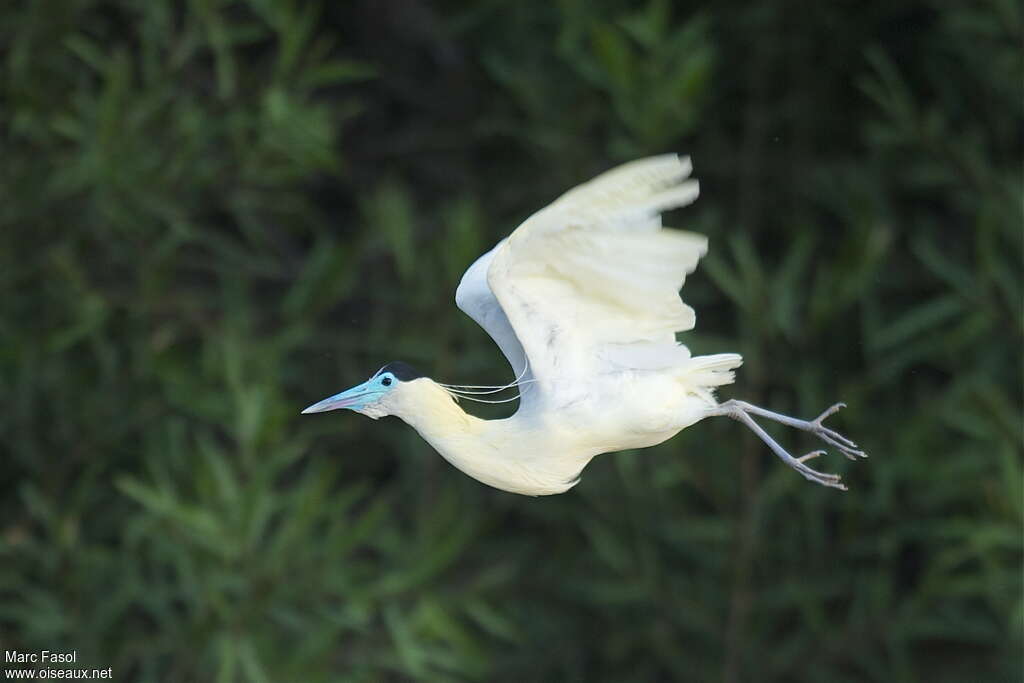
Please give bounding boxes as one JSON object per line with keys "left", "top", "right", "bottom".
{"left": 303, "top": 154, "right": 866, "bottom": 495}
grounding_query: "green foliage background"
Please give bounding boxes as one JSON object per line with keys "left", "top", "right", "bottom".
{"left": 1, "top": 0, "right": 1021, "bottom": 681}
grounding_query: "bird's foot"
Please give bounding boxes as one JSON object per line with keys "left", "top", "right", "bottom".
{"left": 709, "top": 398, "right": 867, "bottom": 491}
{"left": 810, "top": 403, "right": 867, "bottom": 461}
{"left": 792, "top": 449, "right": 846, "bottom": 491}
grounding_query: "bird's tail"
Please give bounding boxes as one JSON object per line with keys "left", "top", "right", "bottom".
{"left": 676, "top": 353, "right": 743, "bottom": 402}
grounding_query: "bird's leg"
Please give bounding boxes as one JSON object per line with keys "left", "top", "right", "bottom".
{"left": 706, "top": 400, "right": 867, "bottom": 490}
{"left": 721, "top": 400, "right": 867, "bottom": 460}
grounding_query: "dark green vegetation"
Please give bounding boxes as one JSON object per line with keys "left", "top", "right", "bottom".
{"left": 2, "top": 1, "right": 1021, "bottom": 681}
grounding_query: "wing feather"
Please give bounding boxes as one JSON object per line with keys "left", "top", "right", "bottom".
{"left": 454, "top": 241, "right": 531, "bottom": 379}
{"left": 487, "top": 154, "right": 726, "bottom": 404}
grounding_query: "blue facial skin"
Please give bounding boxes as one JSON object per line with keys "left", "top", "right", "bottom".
{"left": 301, "top": 372, "right": 397, "bottom": 414}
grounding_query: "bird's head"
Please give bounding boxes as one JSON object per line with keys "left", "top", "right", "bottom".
{"left": 301, "top": 361, "right": 427, "bottom": 420}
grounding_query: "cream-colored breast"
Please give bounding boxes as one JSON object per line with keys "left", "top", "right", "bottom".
{"left": 421, "top": 413, "right": 596, "bottom": 496}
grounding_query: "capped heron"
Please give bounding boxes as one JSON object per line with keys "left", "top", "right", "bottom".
{"left": 303, "top": 155, "right": 867, "bottom": 495}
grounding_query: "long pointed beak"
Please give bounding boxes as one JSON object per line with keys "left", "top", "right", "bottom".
{"left": 301, "top": 381, "right": 378, "bottom": 414}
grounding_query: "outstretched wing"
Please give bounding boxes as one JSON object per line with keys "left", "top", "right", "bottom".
{"left": 454, "top": 241, "right": 532, "bottom": 381}
{"left": 487, "top": 154, "right": 709, "bottom": 408}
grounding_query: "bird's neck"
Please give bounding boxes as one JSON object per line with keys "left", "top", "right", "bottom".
{"left": 389, "top": 379, "right": 485, "bottom": 443}
{"left": 388, "top": 378, "right": 586, "bottom": 496}
{"left": 389, "top": 379, "right": 542, "bottom": 490}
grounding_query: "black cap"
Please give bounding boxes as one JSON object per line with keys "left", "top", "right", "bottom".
{"left": 374, "top": 361, "right": 424, "bottom": 381}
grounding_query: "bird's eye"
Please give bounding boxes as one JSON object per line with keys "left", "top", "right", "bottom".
{"left": 381, "top": 376, "right": 392, "bottom": 386}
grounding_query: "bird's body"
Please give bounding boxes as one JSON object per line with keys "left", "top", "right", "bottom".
{"left": 304, "top": 154, "right": 867, "bottom": 494}
{"left": 389, "top": 370, "right": 715, "bottom": 495}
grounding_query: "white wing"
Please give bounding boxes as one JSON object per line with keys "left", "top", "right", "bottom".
{"left": 454, "top": 241, "right": 531, "bottom": 381}
{"left": 487, "top": 154, "right": 712, "bottom": 408}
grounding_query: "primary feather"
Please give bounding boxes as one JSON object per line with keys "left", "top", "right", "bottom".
{"left": 487, "top": 154, "right": 739, "bottom": 410}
